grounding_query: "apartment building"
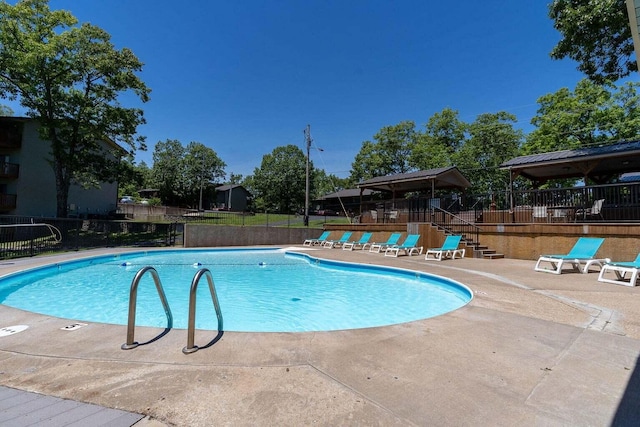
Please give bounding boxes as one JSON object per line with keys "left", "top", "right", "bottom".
{"left": 0, "top": 117, "right": 120, "bottom": 218}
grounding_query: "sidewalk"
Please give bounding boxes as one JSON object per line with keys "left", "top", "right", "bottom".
{"left": 0, "top": 247, "right": 639, "bottom": 425}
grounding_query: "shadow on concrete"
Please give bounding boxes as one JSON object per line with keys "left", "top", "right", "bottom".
{"left": 122, "top": 327, "right": 172, "bottom": 350}
{"left": 612, "top": 354, "right": 640, "bottom": 426}
{"left": 196, "top": 330, "right": 224, "bottom": 350}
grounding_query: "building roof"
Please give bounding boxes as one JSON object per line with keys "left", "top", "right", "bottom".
{"left": 317, "top": 188, "right": 375, "bottom": 200}
{"left": 500, "top": 140, "right": 640, "bottom": 183}
{"left": 215, "top": 184, "right": 246, "bottom": 192}
{"left": 357, "top": 167, "right": 471, "bottom": 193}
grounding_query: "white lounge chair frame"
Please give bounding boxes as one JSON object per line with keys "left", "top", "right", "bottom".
{"left": 384, "top": 235, "right": 423, "bottom": 257}
{"left": 425, "top": 247, "right": 465, "bottom": 261}
{"left": 424, "top": 235, "right": 465, "bottom": 261}
{"left": 368, "top": 233, "right": 402, "bottom": 253}
{"left": 385, "top": 245, "right": 423, "bottom": 257}
{"left": 303, "top": 231, "right": 330, "bottom": 246}
{"left": 342, "top": 232, "right": 373, "bottom": 251}
{"left": 597, "top": 254, "right": 640, "bottom": 286}
{"left": 534, "top": 237, "right": 609, "bottom": 274}
{"left": 321, "top": 232, "right": 353, "bottom": 249}
{"left": 598, "top": 263, "right": 640, "bottom": 286}
{"left": 534, "top": 256, "right": 609, "bottom": 274}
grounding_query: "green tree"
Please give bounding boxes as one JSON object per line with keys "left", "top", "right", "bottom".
{"left": 183, "top": 141, "right": 226, "bottom": 209}
{"left": 524, "top": 79, "right": 640, "bottom": 154}
{"left": 410, "top": 108, "right": 466, "bottom": 170}
{"left": 250, "top": 145, "right": 307, "bottom": 213}
{"left": 227, "top": 172, "right": 243, "bottom": 185}
{"left": 350, "top": 121, "right": 418, "bottom": 182}
{"left": 0, "top": 0, "right": 150, "bottom": 217}
{"left": 118, "top": 157, "right": 151, "bottom": 198}
{"left": 150, "top": 139, "right": 186, "bottom": 206}
{"left": 312, "top": 169, "right": 350, "bottom": 199}
{"left": 454, "top": 112, "right": 523, "bottom": 195}
{"left": 549, "top": 0, "right": 636, "bottom": 83}
{"left": 150, "top": 139, "right": 225, "bottom": 208}
{"left": 0, "top": 104, "right": 14, "bottom": 116}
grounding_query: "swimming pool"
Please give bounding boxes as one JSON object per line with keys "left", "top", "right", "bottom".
{"left": 0, "top": 248, "right": 472, "bottom": 332}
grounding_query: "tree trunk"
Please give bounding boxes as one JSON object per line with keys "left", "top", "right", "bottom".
{"left": 54, "top": 158, "right": 70, "bottom": 218}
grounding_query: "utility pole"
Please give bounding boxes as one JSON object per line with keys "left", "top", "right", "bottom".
{"left": 304, "top": 124, "right": 312, "bottom": 227}
{"left": 198, "top": 156, "right": 204, "bottom": 212}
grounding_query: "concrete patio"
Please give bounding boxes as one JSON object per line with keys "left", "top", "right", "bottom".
{"left": 0, "top": 247, "right": 639, "bottom": 426}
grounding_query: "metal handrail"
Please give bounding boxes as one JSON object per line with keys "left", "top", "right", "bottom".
{"left": 0, "top": 222, "right": 62, "bottom": 242}
{"left": 430, "top": 206, "right": 481, "bottom": 246}
{"left": 183, "top": 268, "right": 223, "bottom": 354}
{"left": 121, "top": 266, "right": 173, "bottom": 350}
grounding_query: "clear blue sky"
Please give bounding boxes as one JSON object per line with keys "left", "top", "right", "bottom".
{"left": 12, "top": 1, "right": 587, "bottom": 179}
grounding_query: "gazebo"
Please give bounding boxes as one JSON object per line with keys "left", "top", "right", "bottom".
{"left": 497, "top": 140, "right": 640, "bottom": 221}
{"left": 357, "top": 166, "right": 471, "bottom": 199}
{"left": 500, "top": 140, "right": 640, "bottom": 187}
{"left": 356, "top": 167, "right": 471, "bottom": 222}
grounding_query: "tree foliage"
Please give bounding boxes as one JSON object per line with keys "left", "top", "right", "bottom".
{"left": 549, "top": 0, "right": 637, "bottom": 83}
{"left": 409, "top": 108, "right": 465, "bottom": 170}
{"left": 350, "top": 120, "right": 417, "bottom": 182}
{"left": 524, "top": 79, "right": 640, "bottom": 154}
{"left": 312, "top": 169, "right": 350, "bottom": 200}
{"left": 0, "top": 104, "right": 13, "bottom": 116}
{"left": 348, "top": 111, "right": 524, "bottom": 196}
{"left": 0, "top": 0, "right": 150, "bottom": 216}
{"left": 452, "top": 112, "right": 523, "bottom": 195}
{"left": 149, "top": 139, "right": 226, "bottom": 208}
{"left": 118, "top": 157, "right": 151, "bottom": 198}
{"left": 250, "top": 145, "right": 307, "bottom": 213}
{"left": 150, "top": 139, "right": 185, "bottom": 206}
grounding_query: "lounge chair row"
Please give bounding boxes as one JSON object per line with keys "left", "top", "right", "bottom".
{"left": 303, "top": 231, "right": 466, "bottom": 260}
{"left": 306, "top": 233, "right": 640, "bottom": 286}
{"left": 534, "top": 236, "right": 640, "bottom": 287}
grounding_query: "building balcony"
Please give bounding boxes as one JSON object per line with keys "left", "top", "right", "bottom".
{"left": 0, "top": 193, "right": 17, "bottom": 211}
{"left": 0, "top": 162, "right": 19, "bottom": 179}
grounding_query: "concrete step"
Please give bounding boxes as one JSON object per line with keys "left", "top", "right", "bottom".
{"left": 484, "top": 253, "right": 505, "bottom": 259}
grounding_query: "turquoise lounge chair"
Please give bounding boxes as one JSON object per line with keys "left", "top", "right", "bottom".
{"left": 534, "top": 237, "right": 609, "bottom": 274}
{"left": 384, "top": 234, "right": 423, "bottom": 257}
{"left": 321, "top": 231, "right": 353, "bottom": 249}
{"left": 369, "top": 233, "right": 402, "bottom": 253}
{"left": 425, "top": 235, "right": 465, "bottom": 261}
{"left": 303, "top": 230, "right": 330, "bottom": 246}
{"left": 342, "top": 232, "right": 373, "bottom": 251}
{"left": 598, "top": 253, "right": 640, "bottom": 286}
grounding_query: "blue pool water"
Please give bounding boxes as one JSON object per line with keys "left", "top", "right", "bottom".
{"left": 0, "top": 248, "right": 472, "bottom": 332}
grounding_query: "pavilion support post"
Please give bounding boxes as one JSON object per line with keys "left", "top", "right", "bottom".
{"left": 509, "top": 167, "right": 514, "bottom": 211}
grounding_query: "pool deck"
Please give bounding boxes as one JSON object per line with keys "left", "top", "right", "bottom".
{"left": 1, "top": 246, "right": 639, "bottom": 426}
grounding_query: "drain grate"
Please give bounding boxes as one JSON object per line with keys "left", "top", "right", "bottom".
{"left": 0, "top": 325, "right": 29, "bottom": 337}
{"left": 60, "top": 322, "right": 88, "bottom": 331}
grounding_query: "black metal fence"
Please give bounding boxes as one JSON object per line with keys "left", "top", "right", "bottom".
{"left": 175, "top": 210, "right": 352, "bottom": 227}
{"left": 359, "top": 181, "right": 640, "bottom": 224}
{"left": 0, "top": 216, "right": 181, "bottom": 260}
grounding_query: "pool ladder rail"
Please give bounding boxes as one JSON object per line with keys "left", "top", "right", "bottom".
{"left": 182, "top": 268, "right": 224, "bottom": 354}
{"left": 121, "top": 266, "right": 223, "bottom": 354}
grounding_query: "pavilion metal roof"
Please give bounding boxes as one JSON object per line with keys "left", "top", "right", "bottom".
{"left": 500, "top": 140, "right": 640, "bottom": 184}
{"left": 357, "top": 167, "right": 471, "bottom": 193}
{"left": 317, "top": 188, "right": 375, "bottom": 200}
